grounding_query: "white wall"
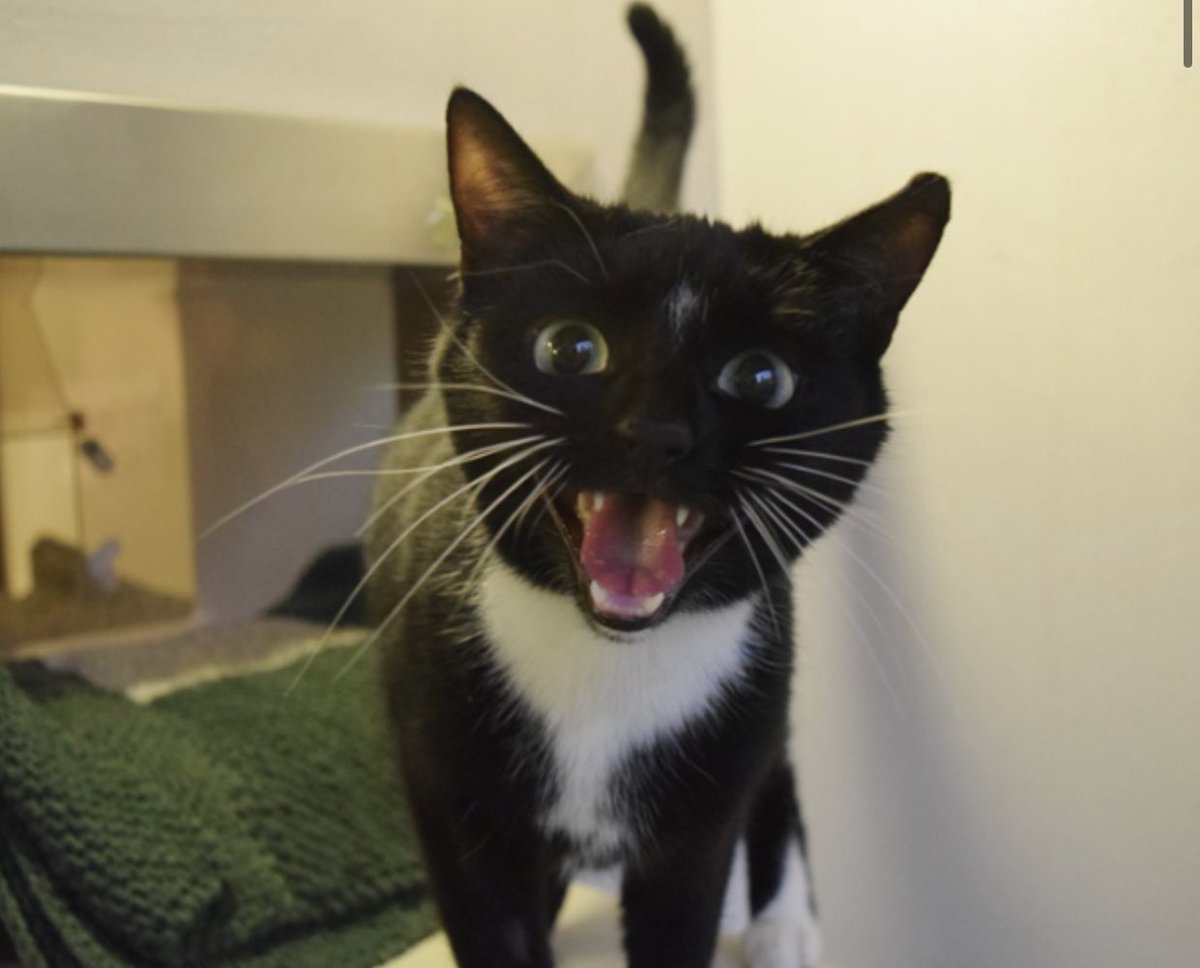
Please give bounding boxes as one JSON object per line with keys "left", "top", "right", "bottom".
{"left": 0, "top": 0, "right": 717, "bottom": 212}
{"left": 712, "top": 2, "right": 1200, "bottom": 967}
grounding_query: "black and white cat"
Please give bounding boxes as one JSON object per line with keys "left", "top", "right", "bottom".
{"left": 367, "top": 6, "right": 949, "bottom": 967}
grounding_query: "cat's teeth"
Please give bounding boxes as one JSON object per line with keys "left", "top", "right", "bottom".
{"left": 641, "top": 592, "right": 665, "bottom": 614}
{"left": 676, "top": 507, "right": 690, "bottom": 528}
{"left": 576, "top": 490, "right": 605, "bottom": 519}
{"left": 589, "top": 582, "right": 666, "bottom": 619}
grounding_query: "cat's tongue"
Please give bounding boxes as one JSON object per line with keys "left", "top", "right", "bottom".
{"left": 578, "top": 491, "right": 685, "bottom": 621}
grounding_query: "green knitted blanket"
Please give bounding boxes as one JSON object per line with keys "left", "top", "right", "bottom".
{"left": 0, "top": 642, "right": 435, "bottom": 968}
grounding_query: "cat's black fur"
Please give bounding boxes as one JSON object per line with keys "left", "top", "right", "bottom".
{"left": 367, "top": 7, "right": 949, "bottom": 967}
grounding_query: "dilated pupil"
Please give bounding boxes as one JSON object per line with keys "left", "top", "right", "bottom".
{"left": 736, "top": 354, "right": 778, "bottom": 403}
{"left": 550, "top": 325, "right": 596, "bottom": 374}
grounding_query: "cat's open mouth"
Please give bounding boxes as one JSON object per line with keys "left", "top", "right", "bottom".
{"left": 565, "top": 489, "right": 708, "bottom": 632}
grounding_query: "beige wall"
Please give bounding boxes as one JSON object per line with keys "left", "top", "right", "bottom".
{"left": 0, "top": 0, "right": 717, "bottom": 214}
{"left": 713, "top": 2, "right": 1199, "bottom": 967}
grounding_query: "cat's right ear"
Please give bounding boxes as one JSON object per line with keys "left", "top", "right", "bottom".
{"left": 446, "top": 88, "right": 571, "bottom": 266}
{"left": 806, "top": 172, "right": 951, "bottom": 360}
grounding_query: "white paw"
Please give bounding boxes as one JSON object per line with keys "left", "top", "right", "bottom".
{"left": 743, "top": 914, "right": 823, "bottom": 968}
{"left": 742, "top": 839, "right": 822, "bottom": 968}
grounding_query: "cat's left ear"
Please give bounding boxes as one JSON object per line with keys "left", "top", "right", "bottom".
{"left": 446, "top": 88, "right": 574, "bottom": 267}
{"left": 807, "top": 173, "right": 951, "bottom": 360}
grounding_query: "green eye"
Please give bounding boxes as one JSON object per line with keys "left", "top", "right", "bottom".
{"left": 716, "top": 349, "right": 796, "bottom": 408}
{"left": 533, "top": 320, "right": 609, "bottom": 376}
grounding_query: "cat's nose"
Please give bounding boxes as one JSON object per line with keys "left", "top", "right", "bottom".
{"left": 616, "top": 416, "right": 696, "bottom": 464}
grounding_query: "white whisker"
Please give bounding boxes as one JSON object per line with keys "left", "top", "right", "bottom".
{"left": 356, "top": 434, "right": 558, "bottom": 540}
{"left": 336, "top": 454, "right": 561, "bottom": 681}
{"left": 199, "top": 422, "right": 533, "bottom": 539}
{"left": 758, "top": 446, "right": 876, "bottom": 469}
{"left": 768, "top": 460, "right": 888, "bottom": 499}
{"left": 462, "top": 460, "right": 570, "bottom": 594}
{"left": 408, "top": 270, "right": 534, "bottom": 406}
{"left": 734, "top": 467, "right": 896, "bottom": 546}
{"left": 368, "top": 380, "right": 565, "bottom": 417}
{"left": 743, "top": 483, "right": 905, "bottom": 715}
{"left": 549, "top": 200, "right": 608, "bottom": 280}
{"left": 458, "top": 259, "right": 589, "bottom": 285}
{"left": 288, "top": 438, "right": 564, "bottom": 693}
{"left": 731, "top": 498, "right": 781, "bottom": 636}
{"left": 749, "top": 409, "right": 925, "bottom": 448}
{"left": 744, "top": 475, "right": 952, "bottom": 713}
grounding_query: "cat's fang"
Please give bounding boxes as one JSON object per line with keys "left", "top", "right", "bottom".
{"left": 575, "top": 490, "right": 606, "bottom": 521}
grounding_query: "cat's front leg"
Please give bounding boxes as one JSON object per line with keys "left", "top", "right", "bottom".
{"left": 620, "top": 827, "right": 738, "bottom": 968}
{"left": 744, "top": 763, "right": 823, "bottom": 968}
{"left": 408, "top": 790, "right": 561, "bottom": 968}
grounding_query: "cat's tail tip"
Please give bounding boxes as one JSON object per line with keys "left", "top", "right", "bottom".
{"left": 626, "top": 5, "right": 693, "bottom": 118}
{"left": 623, "top": 4, "right": 695, "bottom": 213}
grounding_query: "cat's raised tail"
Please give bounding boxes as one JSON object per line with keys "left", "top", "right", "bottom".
{"left": 623, "top": 3, "right": 695, "bottom": 213}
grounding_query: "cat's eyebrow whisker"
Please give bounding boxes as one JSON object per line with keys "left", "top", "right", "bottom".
{"left": 456, "top": 259, "right": 589, "bottom": 286}
{"left": 336, "top": 454, "right": 561, "bottom": 682}
{"left": 616, "top": 219, "right": 684, "bottom": 243}
{"left": 408, "top": 270, "right": 533, "bottom": 405}
{"left": 748, "top": 409, "right": 926, "bottom": 448}
{"left": 368, "top": 380, "right": 564, "bottom": 418}
{"left": 548, "top": 200, "right": 609, "bottom": 281}
{"left": 287, "top": 438, "right": 564, "bottom": 694}
{"left": 198, "top": 422, "right": 534, "bottom": 540}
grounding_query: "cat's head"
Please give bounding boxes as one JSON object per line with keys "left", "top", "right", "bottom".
{"left": 439, "top": 88, "right": 949, "bottom": 636}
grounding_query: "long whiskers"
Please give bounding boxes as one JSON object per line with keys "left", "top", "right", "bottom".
{"left": 731, "top": 492, "right": 785, "bottom": 635}
{"left": 739, "top": 483, "right": 905, "bottom": 714}
{"left": 408, "top": 271, "right": 534, "bottom": 407}
{"left": 757, "top": 446, "right": 877, "bottom": 469}
{"left": 748, "top": 409, "right": 925, "bottom": 448}
{"left": 548, "top": 201, "right": 609, "bottom": 281}
{"left": 354, "top": 434, "right": 547, "bottom": 539}
{"left": 287, "top": 437, "right": 565, "bottom": 693}
{"left": 456, "top": 259, "right": 589, "bottom": 286}
{"left": 460, "top": 460, "right": 570, "bottom": 596}
{"left": 734, "top": 466, "right": 896, "bottom": 547}
{"left": 199, "top": 421, "right": 534, "bottom": 539}
{"left": 335, "top": 453, "right": 562, "bottom": 681}
{"left": 738, "top": 472, "right": 955, "bottom": 720}
{"left": 370, "top": 380, "right": 564, "bottom": 418}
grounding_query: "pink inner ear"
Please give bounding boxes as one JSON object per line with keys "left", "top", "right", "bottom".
{"left": 891, "top": 211, "right": 941, "bottom": 282}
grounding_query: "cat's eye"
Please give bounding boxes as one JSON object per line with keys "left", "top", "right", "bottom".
{"left": 716, "top": 350, "right": 796, "bottom": 409}
{"left": 533, "top": 320, "right": 609, "bottom": 376}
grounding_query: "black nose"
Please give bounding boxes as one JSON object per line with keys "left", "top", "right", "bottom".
{"left": 616, "top": 416, "right": 696, "bottom": 464}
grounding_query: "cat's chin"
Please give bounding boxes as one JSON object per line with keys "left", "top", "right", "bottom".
{"left": 584, "top": 603, "right": 669, "bottom": 640}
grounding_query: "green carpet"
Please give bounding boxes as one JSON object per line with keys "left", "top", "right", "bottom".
{"left": 0, "top": 640, "right": 435, "bottom": 967}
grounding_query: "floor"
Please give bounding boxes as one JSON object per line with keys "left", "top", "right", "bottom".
{"left": 383, "top": 882, "right": 749, "bottom": 968}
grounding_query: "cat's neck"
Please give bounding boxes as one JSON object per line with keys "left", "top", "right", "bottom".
{"left": 477, "top": 557, "right": 759, "bottom": 728}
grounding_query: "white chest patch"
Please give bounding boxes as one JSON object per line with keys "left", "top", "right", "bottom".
{"left": 478, "top": 561, "right": 756, "bottom": 859}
